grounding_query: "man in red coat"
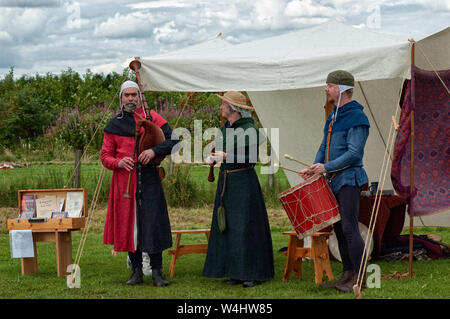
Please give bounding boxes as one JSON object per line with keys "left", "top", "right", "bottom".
{"left": 101, "top": 80, "right": 178, "bottom": 286}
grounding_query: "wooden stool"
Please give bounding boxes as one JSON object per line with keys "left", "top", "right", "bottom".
{"left": 168, "top": 229, "right": 210, "bottom": 278}
{"left": 282, "top": 231, "right": 334, "bottom": 284}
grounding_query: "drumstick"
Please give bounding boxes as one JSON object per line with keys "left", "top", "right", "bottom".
{"left": 284, "top": 154, "right": 311, "bottom": 168}
{"left": 274, "top": 164, "right": 301, "bottom": 174}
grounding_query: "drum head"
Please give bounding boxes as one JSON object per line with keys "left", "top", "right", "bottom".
{"left": 328, "top": 222, "right": 373, "bottom": 262}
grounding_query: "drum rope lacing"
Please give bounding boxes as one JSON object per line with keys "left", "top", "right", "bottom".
{"left": 280, "top": 177, "right": 339, "bottom": 238}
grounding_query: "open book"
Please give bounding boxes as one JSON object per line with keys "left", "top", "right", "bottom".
{"left": 66, "top": 192, "right": 84, "bottom": 218}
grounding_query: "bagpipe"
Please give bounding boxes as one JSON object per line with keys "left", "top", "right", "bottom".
{"left": 123, "top": 58, "right": 166, "bottom": 198}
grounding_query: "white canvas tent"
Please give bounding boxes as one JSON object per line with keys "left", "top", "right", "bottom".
{"left": 137, "top": 21, "right": 450, "bottom": 226}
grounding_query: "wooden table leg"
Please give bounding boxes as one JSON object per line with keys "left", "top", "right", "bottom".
{"left": 21, "top": 235, "right": 38, "bottom": 275}
{"left": 55, "top": 231, "right": 73, "bottom": 277}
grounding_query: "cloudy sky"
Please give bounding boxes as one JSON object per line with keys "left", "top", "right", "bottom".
{"left": 0, "top": 0, "right": 449, "bottom": 77}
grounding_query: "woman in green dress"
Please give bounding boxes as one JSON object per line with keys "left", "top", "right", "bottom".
{"left": 203, "top": 91, "right": 274, "bottom": 288}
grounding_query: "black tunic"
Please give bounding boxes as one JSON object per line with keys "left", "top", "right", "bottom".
{"left": 136, "top": 122, "right": 179, "bottom": 254}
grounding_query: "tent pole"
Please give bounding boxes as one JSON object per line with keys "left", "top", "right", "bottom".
{"left": 408, "top": 39, "right": 415, "bottom": 278}
{"left": 409, "top": 110, "right": 414, "bottom": 277}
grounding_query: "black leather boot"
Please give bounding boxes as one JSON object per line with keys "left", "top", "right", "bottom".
{"left": 126, "top": 267, "right": 143, "bottom": 285}
{"left": 152, "top": 268, "right": 170, "bottom": 287}
{"left": 320, "top": 270, "right": 354, "bottom": 288}
{"left": 224, "top": 278, "right": 244, "bottom": 285}
{"left": 242, "top": 280, "right": 263, "bottom": 288}
{"left": 336, "top": 271, "right": 366, "bottom": 293}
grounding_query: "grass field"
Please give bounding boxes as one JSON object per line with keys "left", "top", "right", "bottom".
{"left": 0, "top": 162, "right": 290, "bottom": 208}
{"left": 1, "top": 163, "right": 449, "bottom": 302}
{"left": 0, "top": 205, "right": 449, "bottom": 300}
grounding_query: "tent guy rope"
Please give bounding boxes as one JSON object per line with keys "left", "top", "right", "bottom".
{"left": 353, "top": 63, "right": 411, "bottom": 299}
{"left": 67, "top": 71, "right": 130, "bottom": 287}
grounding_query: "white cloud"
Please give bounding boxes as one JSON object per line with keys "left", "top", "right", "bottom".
{"left": 0, "top": 30, "right": 12, "bottom": 41}
{"left": 153, "top": 20, "right": 191, "bottom": 44}
{"left": 94, "top": 11, "right": 156, "bottom": 38}
{"left": 285, "top": 0, "right": 335, "bottom": 17}
{"left": 387, "top": 0, "right": 450, "bottom": 11}
{"left": 1, "top": 0, "right": 448, "bottom": 77}
{"left": 90, "top": 61, "right": 124, "bottom": 74}
{"left": 127, "top": 0, "right": 192, "bottom": 9}
{"left": 0, "top": 8, "right": 48, "bottom": 42}
{"left": 251, "top": 0, "right": 287, "bottom": 29}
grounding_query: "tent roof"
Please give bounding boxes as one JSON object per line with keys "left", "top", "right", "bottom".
{"left": 140, "top": 20, "right": 413, "bottom": 92}
{"left": 135, "top": 22, "right": 450, "bottom": 226}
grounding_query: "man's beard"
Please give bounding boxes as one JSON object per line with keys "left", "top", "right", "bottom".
{"left": 326, "top": 93, "right": 335, "bottom": 105}
{"left": 122, "top": 101, "right": 138, "bottom": 113}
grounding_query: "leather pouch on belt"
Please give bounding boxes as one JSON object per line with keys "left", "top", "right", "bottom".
{"left": 217, "top": 205, "right": 226, "bottom": 233}
{"left": 157, "top": 167, "right": 166, "bottom": 181}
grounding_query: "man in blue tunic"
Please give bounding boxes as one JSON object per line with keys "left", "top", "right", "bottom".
{"left": 203, "top": 91, "right": 274, "bottom": 288}
{"left": 300, "top": 70, "right": 370, "bottom": 293}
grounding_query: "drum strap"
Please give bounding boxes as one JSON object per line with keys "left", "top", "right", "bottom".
{"left": 326, "top": 120, "right": 333, "bottom": 163}
{"left": 326, "top": 120, "right": 340, "bottom": 183}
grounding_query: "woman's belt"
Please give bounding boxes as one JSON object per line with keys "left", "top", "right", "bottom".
{"left": 220, "top": 166, "right": 255, "bottom": 175}
{"left": 218, "top": 166, "right": 255, "bottom": 218}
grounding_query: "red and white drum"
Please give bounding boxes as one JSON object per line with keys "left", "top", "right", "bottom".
{"left": 278, "top": 174, "right": 340, "bottom": 239}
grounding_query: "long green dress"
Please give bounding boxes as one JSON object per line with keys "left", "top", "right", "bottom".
{"left": 202, "top": 117, "right": 274, "bottom": 281}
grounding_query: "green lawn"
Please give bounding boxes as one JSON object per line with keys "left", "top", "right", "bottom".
{"left": 1, "top": 163, "right": 449, "bottom": 301}
{"left": 0, "top": 162, "right": 290, "bottom": 208}
{"left": 1, "top": 229, "right": 449, "bottom": 300}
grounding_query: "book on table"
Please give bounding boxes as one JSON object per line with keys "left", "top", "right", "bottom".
{"left": 36, "top": 195, "right": 59, "bottom": 219}
{"left": 65, "top": 191, "right": 84, "bottom": 218}
{"left": 19, "top": 194, "right": 37, "bottom": 219}
{"left": 16, "top": 190, "right": 84, "bottom": 222}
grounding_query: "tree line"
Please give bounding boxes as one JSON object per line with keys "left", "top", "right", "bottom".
{"left": 0, "top": 67, "right": 224, "bottom": 161}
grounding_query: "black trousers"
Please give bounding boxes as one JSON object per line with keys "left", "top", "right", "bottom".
{"left": 333, "top": 185, "right": 365, "bottom": 273}
{"left": 128, "top": 251, "right": 162, "bottom": 270}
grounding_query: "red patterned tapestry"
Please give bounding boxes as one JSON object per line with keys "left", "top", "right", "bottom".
{"left": 391, "top": 66, "right": 450, "bottom": 216}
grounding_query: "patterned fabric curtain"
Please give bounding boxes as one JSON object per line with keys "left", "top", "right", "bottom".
{"left": 391, "top": 66, "right": 450, "bottom": 216}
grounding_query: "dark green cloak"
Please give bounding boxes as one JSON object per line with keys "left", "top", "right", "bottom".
{"left": 202, "top": 118, "right": 274, "bottom": 281}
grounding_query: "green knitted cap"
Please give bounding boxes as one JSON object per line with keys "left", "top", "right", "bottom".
{"left": 326, "top": 70, "right": 355, "bottom": 86}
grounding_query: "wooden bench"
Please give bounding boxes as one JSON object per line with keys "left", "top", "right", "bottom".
{"left": 282, "top": 231, "right": 334, "bottom": 284}
{"left": 168, "top": 229, "right": 210, "bottom": 278}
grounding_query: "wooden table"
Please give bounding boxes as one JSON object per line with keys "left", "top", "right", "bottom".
{"left": 7, "top": 188, "right": 87, "bottom": 277}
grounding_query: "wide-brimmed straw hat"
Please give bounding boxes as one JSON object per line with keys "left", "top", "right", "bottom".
{"left": 215, "top": 91, "right": 253, "bottom": 110}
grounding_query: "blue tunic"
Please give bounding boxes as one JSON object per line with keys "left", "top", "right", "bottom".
{"left": 314, "top": 100, "right": 370, "bottom": 193}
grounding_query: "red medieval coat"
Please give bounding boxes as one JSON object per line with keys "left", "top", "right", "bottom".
{"left": 101, "top": 107, "right": 169, "bottom": 252}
